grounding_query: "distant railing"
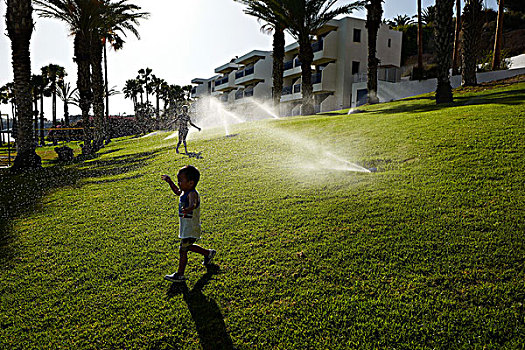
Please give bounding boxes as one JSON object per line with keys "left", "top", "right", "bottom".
{"left": 235, "top": 71, "right": 244, "bottom": 79}
{"left": 216, "top": 76, "right": 229, "bottom": 86}
{"left": 293, "top": 84, "right": 301, "bottom": 93}
{"left": 245, "top": 66, "right": 254, "bottom": 76}
{"left": 235, "top": 90, "right": 243, "bottom": 100}
{"left": 284, "top": 60, "right": 293, "bottom": 70}
{"left": 294, "top": 58, "right": 301, "bottom": 67}
{"left": 245, "top": 90, "right": 254, "bottom": 97}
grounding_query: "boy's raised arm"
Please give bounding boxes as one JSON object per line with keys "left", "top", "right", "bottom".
{"left": 161, "top": 175, "right": 182, "bottom": 196}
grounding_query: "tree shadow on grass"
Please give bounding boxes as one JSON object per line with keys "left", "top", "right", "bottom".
{"left": 364, "top": 87, "right": 525, "bottom": 116}
{"left": 167, "top": 264, "right": 235, "bottom": 350}
{"left": 0, "top": 148, "right": 165, "bottom": 266}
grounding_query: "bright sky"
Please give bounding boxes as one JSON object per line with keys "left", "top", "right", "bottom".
{"left": 0, "top": 0, "right": 498, "bottom": 118}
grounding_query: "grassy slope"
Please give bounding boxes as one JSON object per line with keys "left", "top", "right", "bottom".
{"left": 0, "top": 83, "right": 524, "bottom": 349}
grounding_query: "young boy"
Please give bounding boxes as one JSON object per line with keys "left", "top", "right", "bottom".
{"left": 175, "top": 105, "right": 201, "bottom": 154}
{"left": 161, "top": 165, "right": 216, "bottom": 282}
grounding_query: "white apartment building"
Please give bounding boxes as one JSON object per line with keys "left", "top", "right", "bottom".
{"left": 191, "top": 16, "right": 402, "bottom": 116}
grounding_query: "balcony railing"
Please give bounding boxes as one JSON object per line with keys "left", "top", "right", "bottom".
{"left": 284, "top": 60, "right": 293, "bottom": 70}
{"left": 312, "top": 72, "right": 322, "bottom": 84}
{"left": 215, "top": 76, "right": 229, "bottom": 86}
{"left": 293, "top": 84, "right": 301, "bottom": 93}
{"left": 245, "top": 66, "right": 254, "bottom": 76}
{"left": 311, "top": 40, "right": 324, "bottom": 53}
{"left": 282, "top": 86, "right": 292, "bottom": 95}
{"left": 235, "top": 71, "right": 244, "bottom": 79}
{"left": 294, "top": 58, "right": 301, "bottom": 67}
{"left": 235, "top": 90, "right": 243, "bottom": 100}
{"left": 245, "top": 90, "right": 254, "bottom": 97}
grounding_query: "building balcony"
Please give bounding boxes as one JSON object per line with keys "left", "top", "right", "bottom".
{"left": 283, "top": 57, "right": 302, "bottom": 78}
{"left": 235, "top": 65, "right": 264, "bottom": 86}
{"left": 215, "top": 75, "right": 237, "bottom": 92}
{"left": 313, "top": 65, "right": 336, "bottom": 93}
{"left": 313, "top": 30, "right": 338, "bottom": 65}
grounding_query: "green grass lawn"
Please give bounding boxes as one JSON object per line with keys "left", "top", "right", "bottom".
{"left": 1, "top": 83, "right": 524, "bottom": 349}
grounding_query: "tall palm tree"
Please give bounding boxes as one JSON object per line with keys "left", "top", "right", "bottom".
{"left": 92, "top": 1, "right": 148, "bottom": 148}
{"left": 235, "top": 0, "right": 287, "bottom": 112}
{"left": 434, "top": 0, "right": 455, "bottom": 104}
{"left": 417, "top": 0, "right": 424, "bottom": 76}
{"left": 30, "top": 74, "right": 46, "bottom": 145}
{"left": 150, "top": 75, "right": 165, "bottom": 125}
{"left": 57, "top": 81, "right": 78, "bottom": 127}
{"left": 123, "top": 78, "right": 142, "bottom": 111}
{"left": 461, "top": 0, "right": 483, "bottom": 86}
{"left": 41, "top": 63, "right": 66, "bottom": 145}
{"left": 34, "top": 0, "right": 99, "bottom": 155}
{"left": 6, "top": 0, "right": 42, "bottom": 169}
{"left": 278, "top": 0, "right": 364, "bottom": 115}
{"left": 137, "top": 67, "right": 153, "bottom": 104}
{"left": 451, "top": 0, "right": 461, "bottom": 75}
{"left": 365, "top": 0, "right": 383, "bottom": 104}
{"left": 491, "top": 0, "right": 504, "bottom": 70}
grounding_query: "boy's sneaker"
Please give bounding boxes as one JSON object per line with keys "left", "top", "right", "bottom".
{"left": 203, "top": 249, "right": 216, "bottom": 266}
{"left": 164, "top": 273, "right": 186, "bottom": 282}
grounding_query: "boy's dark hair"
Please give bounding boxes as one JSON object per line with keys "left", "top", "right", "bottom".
{"left": 178, "top": 165, "right": 200, "bottom": 186}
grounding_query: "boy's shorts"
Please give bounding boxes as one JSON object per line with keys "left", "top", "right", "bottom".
{"left": 179, "top": 238, "right": 197, "bottom": 252}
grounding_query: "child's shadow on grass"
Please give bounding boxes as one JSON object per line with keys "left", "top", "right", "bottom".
{"left": 184, "top": 151, "right": 203, "bottom": 159}
{"left": 167, "top": 264, "right": 235, "bottom": 350}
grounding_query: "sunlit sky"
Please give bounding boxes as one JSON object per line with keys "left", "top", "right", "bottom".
{"left": 0, "top": 0, "right": 498, "bottom": 117}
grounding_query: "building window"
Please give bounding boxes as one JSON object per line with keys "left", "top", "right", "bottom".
{"left": 388, "top": 38, "right": 391, "bottom": 47}
{"left": 353, "top": 28, "right": 361, "bottom": 42}
{"left": 352, "top": 61, "right": 360, "bottom": 75}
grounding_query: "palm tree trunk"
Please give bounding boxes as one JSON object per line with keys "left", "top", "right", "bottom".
{"left": 435, "top": 0, "right": 455, "bottom": 104}
{"left": 417, "top": 0, "right": 424, "bottom": 73}
{"left": 272, "top": 26, "right": 285, "bottom": 114}
{"left": 491, "top": 0, "right": 504, "bottom": 70}
{"left": 299, "top": 32, "right": 314, "bottom": 116}
{"left": 91, "top": 37, "right": 105, "bottom": 151}
{"left": 103, "top": 40, "right": 111, "bottom": 143}
{"left": 74, "top": 34, "right": 94, "bottom": 155}
{"left": 7, "top": 0, "right": 41, "bottom": 169}
{"left": 39, "top": 94, "right": 45, "bottom": 145}
{"left": 366, "top": 0, "right": 383, "bottom": 105}
{"left": 52, "top": 87, "right": 57, "bottom": 145}
{"left": 461, "top": 0, "right": 483, "bottom": 86}
{"left": 452, "top": 0, "right": 462, "bottom": 75}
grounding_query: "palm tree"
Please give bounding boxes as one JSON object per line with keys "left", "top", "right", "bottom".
{"left": 365, "top": 0, "right": 383, "bottom": 104}
{"left": 57, "top": 81, "right": 78, "bottom": 127}
{"left": 30, "top": 74, "right": 46, "bottom": 145}
{"left": 6, "top": 0, "right": 42, "bottom": 169}
{"left": 150, "top": 75, "right": 165, "bottom": 125}
{"left": 388, "top": 14, "right": 414, "bottom": 27}
{"left": 137, "top": 67, "right": 153, "bottom": 104}
{"left": 34, "top": 0, "right": 99, "bottom": 155}
{"left": 461, "top": 0, "right": 483, "bottom": 86}
{"left": 421, "top": 5, "right": 437, "bottom": 25}
{"left": 417, "top": 0, "right": 424, "bottom": 76}
{"left": 123, "top": 78, "right": 142, "bottom": 111}
{"left": 278, "top": 0, "right": 364, "bottom": 115}
{"left": 41, "top": 63, "right": 66, "bottom": 145}
{"left": 491, "top": 0, "right": 504, "bottom": 70}
{"left": 92, "top": 1, "right": 148, "bottom": 148}
{"left": 452, "top": 0, "right": 461, "bottom": 75}
{"left": 434, "top": 0, "right": 455, "bottom": 104}
{"left": 235, "top": 0, "right": 287, "bottom": 112}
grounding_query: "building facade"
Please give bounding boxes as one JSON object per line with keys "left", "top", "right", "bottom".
{"left": 191, "top": 16, "right": 402, "bottom": 116}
